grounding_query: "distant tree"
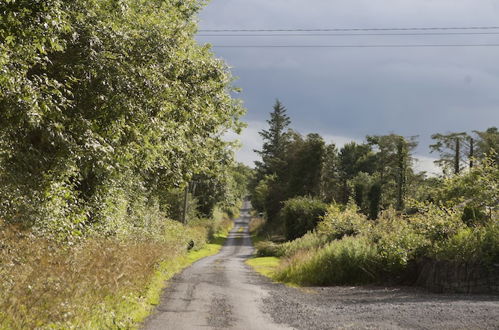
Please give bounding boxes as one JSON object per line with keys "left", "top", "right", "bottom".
{"left": 253, "top": 100, "right": 292, "bottom": 221}
{"left": 367, "top": 134, "right": 417, "bottom": 210}
{"left": 367, "top": 182, "right": 382, "bottom": 219}
{"left": 254, "top": 99, "right": 292, "bottom": 177}
{"left": 475, "top": 127, "right": 499, "bottom": 164}
{"left": 320, "top": 143, "right": 341, "bottom": 203}
{"left": 430, "top": 132, "right": 470, "bottom": 175}
{"left": 287, "top": 133, "right": 326, "bottom": 197}
{"left": 338, "top": 142, "right": 376, "bottom": 203}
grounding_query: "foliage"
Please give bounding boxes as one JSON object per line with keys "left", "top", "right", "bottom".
{"left": 432, "top": 223, "right": 499, "bottom": 265}
{"left": 254, "top": 99, "right": 291, "bottom": 177}
{"left": 408, "top": 202, "right": 465, "bottom": 243}
{"left": 429, "top": 154, "right": 499, "bottom": 224}
{"left": 257, "top": 199, "right": 495, "bottom": 286}
{"left": 0, "top": 0, "right": 244, "bottom": 239}
{"left": 430, "top": 132, "right": 470, "bottom": 175}
{"left": 281, "top": 196, "right": 327, "bottom": 240}
{"left": 367, "top": 134, "right": 417, "bottom": 210}
{"left": 369, "top": 209, "right": 429, "bottom": 274}
{"left": 317, "top": 203, "right": 370, "bottom": 240}
{"left": 475, "top": 127, "right": 499, "bottom": 163}
{"left": 255, "top": 240, "right": 286, "bottom": 257}
{"left": 275, "top": 236, "right": 379, "bottom": 285}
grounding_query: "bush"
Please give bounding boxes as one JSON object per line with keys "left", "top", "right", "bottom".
{"left": 408, "top": 202, "right": 465, "bottom": 243}
{"left": 255, "top": 241, "right": 285, "bottom": 257}
{"left": 433, "top": 222, "right": 499, "bottom": 265}
{"left": 281, "top": 196, "right": 327, "bottom": 241}
{"left": 279, "top": 231, "right": 328, "bottom": 257}
{"left": 317, "top": 203, "right": 371, "bottom": 240}
{"left": 275, "top": 236, "right": 380, "bottom": 285}
{"left": 369, "top": 209, "right": 429, "bottom": 274}
{"left": 255, "top": 231, "right": 328, "bottom": 258}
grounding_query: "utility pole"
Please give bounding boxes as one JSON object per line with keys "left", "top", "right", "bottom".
{"left": 181, "top": 183, "right": 189, "bottom": 225}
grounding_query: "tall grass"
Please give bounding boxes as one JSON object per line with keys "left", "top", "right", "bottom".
{"left": 0, "top": 215, "right": 232, "bottom": 328}
{"left": 275, "top": 236, "right": 379, "bottom": 285}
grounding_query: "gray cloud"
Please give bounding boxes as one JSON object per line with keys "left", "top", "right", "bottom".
{"left": 198, "top": 0, "right": 499, "bottom": 171}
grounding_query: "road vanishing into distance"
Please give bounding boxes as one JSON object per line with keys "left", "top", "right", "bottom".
{"left": 144, "top": 203, "right": 499, "bottom": 330}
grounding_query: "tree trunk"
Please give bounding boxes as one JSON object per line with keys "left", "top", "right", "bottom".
{"left": 469, "top": 137, "right": 474, "bottom": 169}
{"left": 396, "top": 142, "right": 406, "bottom": 211}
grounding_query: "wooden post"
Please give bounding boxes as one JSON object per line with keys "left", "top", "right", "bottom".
{"left": 182, "top": 183, "right": 189, "bottom": 225}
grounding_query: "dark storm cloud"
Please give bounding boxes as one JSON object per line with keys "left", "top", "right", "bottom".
{"left": 198, "top": 0, "right": 499, "bottom": 171}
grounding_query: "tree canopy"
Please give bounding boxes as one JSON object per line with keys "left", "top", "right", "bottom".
{"left": 0, "top": 0, "right": 245, "bottom": 237}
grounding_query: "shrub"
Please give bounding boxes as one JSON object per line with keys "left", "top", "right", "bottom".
{"left": 275, "top": 236, "right": 380, "bottom": 285}
{"left": 279, "top": 231, "right": 328, "bottom": 257}
{"left": 249, "top": 216, "right": 266, "bottom": 235}
{"left": 317, "top": 203, "right": 371, "bottom": 240}
{"left": 255, "top": 241, "right": 285, "bottom": 257}
{"left": 281, "top": 196, "right": 327, "bottom": 241}
{"left": 255, "top": 231, "right": 328, "bottom": 258}
{"left": 433, "top": 222, "right": 499, "bottom": 265}
{"left": 408, "top": 202, "right": 465, "bottom": 243}
{"left": 369, "top": 209, "right": 430, "bottom": 274}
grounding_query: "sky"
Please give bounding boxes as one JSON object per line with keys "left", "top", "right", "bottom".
{"left": 196, "top": 0, "right": 499, "bottom": 175}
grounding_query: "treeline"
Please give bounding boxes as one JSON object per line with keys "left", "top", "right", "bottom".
{"left": 250, "top": 100, "right": 498, "bottom": 289}
{"left": 250, "top": 100, "right": 498, "bottom": 238}
{"left": 0, "top": 0, "right": 248, "bottom": 239}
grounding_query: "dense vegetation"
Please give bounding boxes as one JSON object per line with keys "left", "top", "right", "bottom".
{"left": 250, "top": 100, "right": 498, "bottom": 287}
{"left": 0, "top": 0, "right": 250, "bottom": 327}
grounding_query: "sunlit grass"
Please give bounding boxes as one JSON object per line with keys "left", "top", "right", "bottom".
{"left": 246, "top": 257, "right": 280, "bottom": 278}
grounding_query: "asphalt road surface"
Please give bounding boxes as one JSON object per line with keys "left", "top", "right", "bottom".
{"left": 144, "top": 204, "right": 499, "bottom": 330}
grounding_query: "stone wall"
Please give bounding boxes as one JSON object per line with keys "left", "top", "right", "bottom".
{"left": 415, "top": 259, "right": 499, "bottom": 294}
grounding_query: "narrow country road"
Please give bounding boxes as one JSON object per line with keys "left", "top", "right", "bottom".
{"left": 144, "top": 201, "right": 291, "bottom": 330}
{"left": 144, "top": 203, "right": 499, "bottom": 330}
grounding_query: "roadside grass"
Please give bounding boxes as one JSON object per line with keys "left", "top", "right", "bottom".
{"left": 245, "top": 257, "right": 280, "bottom": 278}
{"left": 187, "top": 228, "right": 232, "bottom": 264}
{"left": 246, "top": 216, "right": 300, "bottom": 287}
{"left": 0, "top": 216, "right": 233, "bottom": 329}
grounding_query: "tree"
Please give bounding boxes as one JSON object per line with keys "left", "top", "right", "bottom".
{"left": 430, "top": 132, "right": 470, "bottom": 175}
{"left": 0, "top": 0, "right": 244, "bottom": 237}
{"left": 475, "top": 127, "right": 499, "bottom": 164}
{"left": 337, "top": 142, "right": 376, "bottom": 203}
{"left": 253, "top": 99, "right": 292, "bottom": 221}
{"left": 287, "top": 133, "right": 325, "bottom": 198}
{"left": 367, "top": 134, "right": 417, "bottom": 210}
{"left": 320, "top": 143, "right": 341, "bottom": 203}
{"left": 254, "top": 99, "right": 292, "bottom": 177}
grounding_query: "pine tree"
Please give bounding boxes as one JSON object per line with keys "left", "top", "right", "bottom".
{"left": 254, "top": 99, "right": 291, "bottom": 177}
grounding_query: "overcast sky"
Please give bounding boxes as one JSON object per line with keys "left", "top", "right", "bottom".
{"left": 196, "top": 0, "right": 499, "bottom": 175}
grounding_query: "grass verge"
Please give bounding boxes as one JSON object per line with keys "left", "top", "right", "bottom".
{"left": 0, "top": 218, "right": 233, "bottom": 329}
{"left": 137, "top": 226, "right": 233, "bottom": 327}
{"left": 245, "top": 257, "right": 280, "bottom": 278}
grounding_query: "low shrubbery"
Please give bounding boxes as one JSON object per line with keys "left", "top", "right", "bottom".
{"left": 317, "top": 203, "right": 371, "bottom": 240}
{"left": 256, "top": 201, "right": 498, "bottom": 286}
{"left": 281, "top": 196, "right": 327, "bottom": 240}
{"left": 275, "top": 236, "right": 379, "bottom": 285}
{"left": 433, "top": 222, "right": 499, "bottom": 265}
